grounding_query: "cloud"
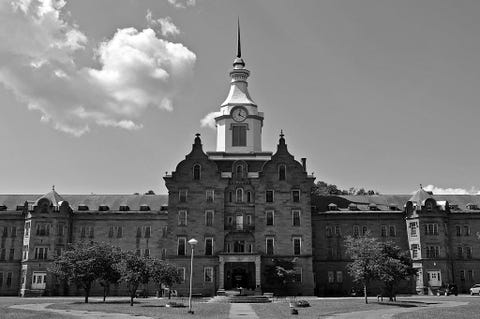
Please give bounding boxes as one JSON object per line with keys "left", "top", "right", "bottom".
{"left": 146, "top": 11, "right": 180, "bottom": 37}
{"left": 200, "top": 111, "right": 222, "bottom": 129}
{"left": 0, "top": 0, "right": 196, "bottom": 136}
{"left": 422, "top": 184, "right": 480, "bottom": 195}
{"left": 167, "top": 0, "right": 196, "bottom": 9}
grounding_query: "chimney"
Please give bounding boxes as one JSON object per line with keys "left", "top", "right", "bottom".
{"left": 301, "top": 158, "right": 307, "bottom": 171}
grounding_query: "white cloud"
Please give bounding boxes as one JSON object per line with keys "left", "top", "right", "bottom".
{"left": 167, "top": 0, "right": 196, "bottom": 9}
{"left": 146, "top": 11, "right": 180, "bottom": 37}
{"left": 200, "top": 111, "right": 222, "bottom": 129}
{"left": 422, "top": 184, "right": 480, "bottom": 195}
{"left": 0, "top": 0, "right": 196, "bottom": 136}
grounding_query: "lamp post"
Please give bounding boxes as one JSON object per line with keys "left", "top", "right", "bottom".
{"left": 188, "top": 238, "right": 198, "bottom": 314}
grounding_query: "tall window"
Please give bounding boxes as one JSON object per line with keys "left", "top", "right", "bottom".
{"left": 362, "top": 226, "right": 368, "bottom": 236}
{"left": 136, "top": 227, "right": 142, "bottom": 238}
{"left": 9, "top": 249, "right": 14, "bottom": 260}
{"left": 36, "top": 223, "right": 50, "bottom": 236}
{"left": 10, "top": 226, "right": 16, "bottom": 237}
{"left": 266, "top": 190, "right": 274, "bottom": 203}
{"left": 179, "top": 189, "right": 188, "bottom": 203}
{"left": 236, "top": 214, "right": 243, "bottom": 230}
{"left": 0, "top": 272, "right": 3, "bottom": 287}
{"left": 232, "top": 125, "right": 247, "bottom": 146}
{"left": 293, "top": 237, "right": 301, "bottom": 255}
{"left": 178, "top": 210, "right": 187, "bottom": 226}
{"left": 236, "top": 188, "right": 244, "bottom": 202}
{"left": 425, "top": 223, "right": 439, "bottom": 235}
{"left": 294, "top": 267, "right": 302, "bottom": 283}
{"left": 108, "top": 226, "right": 114, "bottom": 238}
{"left": 381, "top": 225, "right": 387, "bottom": 237}
{"left": 389, "top": 225, "right": 396, "bottom": 237}
{"left": 206, "top": 189, "right": 214, "bottom": 202}
{"left": 204, "top": 267, "right": 213, "bottom": 282}
{"left": 25, "top": 221, "right": 30, "bottom": 237}
{"left": 457, "top": 246, "right": 463, "bottom": 258}
{"left": 236, "top": 165, "right": 244, "bottom": 178}
{"left": 292, "top": 210, "right": 301, "bottom": 226}
{"left": 464, "top": 225, "right": 471, "bottom": 236}
{"left": 426, "top": 246, "right": 440, "bottom": 258}
{"left": 179, "top": 267, "right": 186, "bottom": 282}
{"left": 292, "top": 190, "right": 300, "bottom": 203}
{"left": 144, "top": 226, "right": 151, "bottom": 238}
{"left": 266, "top": 210, "right": 274, "bottom": 226}
{"left": 247, "top": 191, "right": 252, "bottom": 203}
{"left": 266, "top": 237, "right": 274, "bottom": 255}
{"left": 205, "top": 238, "right": 213, "bottom": 256}
{"left": 205, "top": 210, "right": 214, "bottom": 226}
{"left": 279, "top": 165, "right": 286, "bottom": 181}
{"left": 456, "top": 225, "right": 461, "bottom": 236}
{"left": 34, "top": 247, "right": 48, "bottom": 260}
{"left": 177, "top": 237, "right": 186, "bottom": 256}
{"left": 411, "top": 244, "right": 419, "bottom": 259}
{"left": 233, "top": 240, "right": 245, "bottom": 253}
{"left": 117, "top": 226, "right": 123, "bottom": 238}
{"left": 336, "top": 271, "right": 343, "bottom": 283}
{"left": 466, "top": 246, "right": 472, "bottom": 259}
{"left": 56, "top": 223, "right": 64, "bottom": 237}
{"left": 409, "top": 222, "right": 417, "bottom": 237}
{"left": 328, "top": 271, "right": 334, "bottom": 283}
{"left": 353, "top": 225, "right": 359, "bottom": 237}
{"left": 193, "top": 164, "right": 201, "bottom": 180}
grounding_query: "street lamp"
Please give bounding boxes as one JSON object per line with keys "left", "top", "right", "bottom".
{"left": 188, "top": 238, "right": 198, "bottom": 314}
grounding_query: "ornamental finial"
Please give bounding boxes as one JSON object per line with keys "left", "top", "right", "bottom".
{"left": 237, "top": 17, "right": 241, "bottom": 58}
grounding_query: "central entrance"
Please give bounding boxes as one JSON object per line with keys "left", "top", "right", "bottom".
{"left": 225, "top": 262, "right": 255, "bottom": 290}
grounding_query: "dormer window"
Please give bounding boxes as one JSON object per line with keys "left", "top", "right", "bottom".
{"left": 348, "top": 203, "right": 358, "bottom": 211}
{"left": 140, "top": 205, "right": 150, "bottom": 211}
{"left": 368, "top": 204, "right": 379, "bottom": 211}
{"left": 193, "top": 164, "right": 201, "bottom": 180}
{"left": 449, "top": 204, "right": 459, "bottom": 211}
{"left": 279, "top": 165, "right": 286, "bottom": 181}
{"left": 328, "top": 203, "right": 338, "bottom": 211}
{"left": 389, "top": 204, "right": 399, "bottom": 211}
{"left": 99, "top": 205, "right": 109, "bottom": 211}
{"left": 0, "top": 205, "right": 6, "bottom": 211}
{"left": 119, "top": 205, "right": 130, "bottom": 211}
{"left": 78, "top": 204, "right": 89, "bottom": 211}
{"left": 466, "top": 203, "right": 479, "bottom": 210}
{"left": 16, "top": 205, "right": 24, "bottom": 211}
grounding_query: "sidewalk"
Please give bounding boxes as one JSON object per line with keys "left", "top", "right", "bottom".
{"left": 228, "top": 303, "right": 259, "bottom": 319}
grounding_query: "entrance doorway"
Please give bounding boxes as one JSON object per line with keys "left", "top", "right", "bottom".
{"left": 225, "top": 262, "right": 255, "bottom": 290}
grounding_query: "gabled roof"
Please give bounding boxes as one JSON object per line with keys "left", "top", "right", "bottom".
{"left": 34, "top": 188, "right": 65, "bottom": 207}
{"left": 409, "top": 188, "right": 433, "bottom": 204}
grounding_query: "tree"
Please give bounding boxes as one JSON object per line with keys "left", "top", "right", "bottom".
{"left": 148, "top": 259, "right": 182, "bottom": 299}
{"left": 344, "top": 234, "right": 382, "bottom": 304}
{"left": 96, "top": 245, "right": 123, "bottom": 302}
{"left": 50, "top": 242, "right": 120, "bottom": 303}
{"left": 145, "top": 190, "right": 155, "bottom": 195}
{"left": 264, "top": 258, "right": 296, "bottom": 295}
{"left": 377, "top": 243, "right": 416, "bottom": 301}
{"left": 117, "top": 252, "right": 151, "bottom": 306}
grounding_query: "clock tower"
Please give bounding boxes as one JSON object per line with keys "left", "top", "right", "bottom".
{"left": 214, "top": 22, "right": 264, "bottom": 153}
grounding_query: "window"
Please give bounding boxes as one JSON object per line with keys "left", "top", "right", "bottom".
{"left": 0, "top": 248, "right": 5, "bottom": 260}
{"left": 266, "top": 190, "right": 274, "bottom": 203}
{"left": 143, "top": 249, "right": 150, "bottom": 258}
{"left": 178, "top": 210, "right": 187, "bottom": 226}
{"left": 179, "top": 189, "right": 188, "bottom": 203}
{"left": 205, "top": 210, "right": 214, "bottom": 226}
{"left": 235, "top": 214, "right": 243, "bottom": 230}
{"left": 236, "top": 165, "right": 244, "bottom": 178}
{"left": 325, "top": 226, "right": 332, "bottom": 238}
{"left": 228, "top": 192, "right": 233, "bottom": 202}
{"left": 36, "top": 223, "right": 50, "bottom": 236}
{"left": 381, "top": 225, "right": 387, "bottom": 237}
{"left": 108, "top": 226, "right": 114, "bottom": 238}
{"left": 334, "top": 225, "right": 341, "bottom": 236}
{"left": 136, "top": 227, "right": 142, "bottom": 238}
{"left": 0, "top": 273, "right": 3, "bottom": 287}
{"left": 10, "top": 226, "right": 16, "bottom": 237}
{"left": 327, "top": 247, "right": 335, "bottom": 259}
{"left": 292, "top": 190, "right": 300, "bottom": 203}
{"left": 246, "top": 214, "right": 252, "bottom": 225}
{"left": 236, "top": 188, "right": 244, "bottom": 202}
{"left": 468, "top": 270, "right": 474, "bottom": 281}
{"left": 232, "top": 125, "right": 247, "bottom": 146}
{"left": 247, "top": 191, "right": 252, "bottom": 203}
{"left": 336, "top": 271, "right": 343, "bottom": 283}
{"left": 1, "top": 226, "right": 7, "bottom": 237}
{"left": 9, "top": 248, "right": 14, "bottom": 260}
{"left": 411, "top": 244, "right": 419, "bottom": 259}
{"left": 426, "top": 201, "right": 433, "bottom": 212}
{"left": 205, "top": 238, "right": 213, "bottom": 256}
{"left": 464, "top": 225, "right": 471, "bottom": 236}
{"left": 144, "top": 226, "right": 151, "bottom": 238}
{"left": 179, "top": 267, "right": 186, "bottom": 282}
{"left": 279, "top": 165, "right": 286, "bottom": 181}
{"left": 456, "top": 225, "right": 461, "bottom": 236}
{"left": 266, "top": 211, "right": 274, "bottom": 226}
{"left": 162, "top": 226, "right": 168, "bottom": 238}
{"left": 161, "top": 248, "right": 167, "bottom": 260}
{"left": 6, "top": 272, "right": 12, "bottom": 288}
{"left": 204, "top": 267, "right": 213, "bottom": 282}
{"left": 233, "top": 240, "right": 245, "bottom": 253}
{"left": 89, "top": 226, "right": 94, "bottom": 238}
{"left": 193, "top": 164, "right": 201, "bottom": 180}
{"left": 292, "top": 210, "right": 301, "bottom": 226}
{"left": 353, "top": 225, "right": 359, "bottom": 237}
{"left": 22, "top": 245, "right": 29, "bottom": 260}
{"left": 177, "top": 237, "right": 186, "bottom": 256}
{"left": 266, "top": 237, "right": 274, "bottom": 255}
{"left": 328, "top": 271, "right": 334, "bottom": 283}
{"left": 409, "top": 222, "right": 417, "bottom": 237}
{"left": 457, "top": 246, "right": 463, "bottom": 258}
{"left": 466, "top": 246, "right": 472, "bottom": 259}
{"left": 117, "top": 226, "right": 123, "bottom": 238}
{"left": 293, "top": 237, "right": 301, "bottom": 255}
{"left": 206, "top": 189, "right": 214, "bottom": 203}
{"left": 389, "top": 225, "right": 396, "bottom": 237}
{"left": 426, "top": 246, "right": 439, "bottom": 258}
{"left": 34, "top": 247, "right": 48, "bottom": 260}
{"left": 80, "top": 226, "right": 86, "bottom": 238}
{"left": 294, "top": 267, "right": 302, "bottom": 282}
{"left": 56, "top": 223, "right": 65, "bottom": 237}
{"left": 424, "top": 223, "right": 439, "bottom": 236}
{"left": 25, "top": 221, "right": 30, "bottom": 237}
{"left": 362, "top": 226, "right": 368, "bottom": 236}
{"left": 136, "top": 249, "right": 141, "bottom": 256}
{"left": 460, "top": 270, "right": 465, "bottom": 281}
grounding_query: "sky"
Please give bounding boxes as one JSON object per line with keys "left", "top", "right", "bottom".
{"left": 1, "top": 0, "right": 480, "bottom": 195}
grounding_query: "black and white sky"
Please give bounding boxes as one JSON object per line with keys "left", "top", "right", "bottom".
{"left": 1, "top": 0, "right": 480, "bottom": 195}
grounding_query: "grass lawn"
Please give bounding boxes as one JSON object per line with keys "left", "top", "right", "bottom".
{"left": 0, "top": 297, "right": 77, "bottom": 319}
{"left": 394, "top": 296, "right": 480, "bottom": 319}
{"left": 251, "top": 298, "right": 391, "bottom": 319}
{"left": 48, "top": 297, "right": 230, "bottom": 319}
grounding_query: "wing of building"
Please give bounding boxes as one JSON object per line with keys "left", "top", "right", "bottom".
{"left": 1, "top": 25, "right": 480, "bottom": 297}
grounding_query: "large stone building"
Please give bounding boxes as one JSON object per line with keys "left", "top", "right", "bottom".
{"left": 1, "top": 28, "right": 480, "bottom": 297}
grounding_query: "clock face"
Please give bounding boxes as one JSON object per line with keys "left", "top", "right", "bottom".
{"left": 231, "top": 107, "right": 248, "bottom": 122}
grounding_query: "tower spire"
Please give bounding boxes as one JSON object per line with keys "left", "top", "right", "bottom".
{"left": 237, "top": 17, "right": 241, "bottom": 58}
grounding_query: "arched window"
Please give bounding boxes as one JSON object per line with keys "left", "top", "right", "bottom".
{"left": 193, "top": 164, "right": 201, "bottom": 180}
{"left": 279, "top": 164, "right": 286, "bottom": 181}
{"left": 236, "top": 165, "right": 243, "bottom": 178}
{"left": 236, "top": 188, "right": 244, "bottom": 203}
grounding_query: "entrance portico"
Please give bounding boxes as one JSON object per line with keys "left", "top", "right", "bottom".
{"left": 219, "top": 254, "right": 261, "bottom": 292}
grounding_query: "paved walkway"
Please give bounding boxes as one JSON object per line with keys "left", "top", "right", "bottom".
{"left": 228, "top": 303, "right": 259, "bottom": 319}
{"left": 324, "top": 300, "right": 468, "bottom": 319}
{"left": 9, "top": 303, "right": 153, "bottom": 319}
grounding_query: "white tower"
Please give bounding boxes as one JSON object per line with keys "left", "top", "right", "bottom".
{"left": 215, "top": 21, "right": 264, "bottom": 153}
